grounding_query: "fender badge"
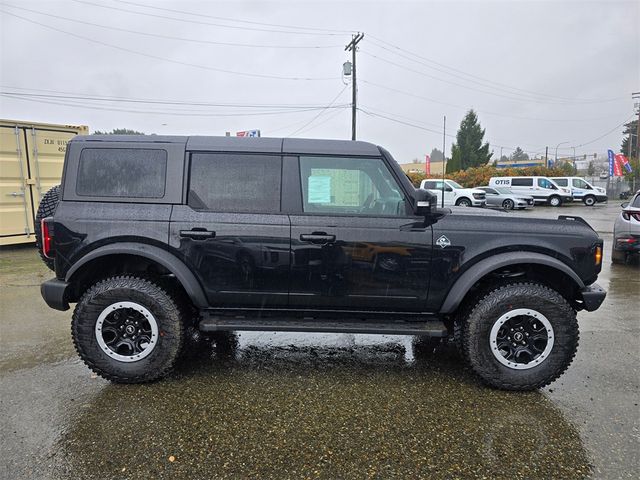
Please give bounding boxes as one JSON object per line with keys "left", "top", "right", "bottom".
{"left": 436, "top": 235, "right": 451, "bottom": 248}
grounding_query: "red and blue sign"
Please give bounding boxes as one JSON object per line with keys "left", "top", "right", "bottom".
{"left": 608, "top": 149, "right": 632, "bottom": 177}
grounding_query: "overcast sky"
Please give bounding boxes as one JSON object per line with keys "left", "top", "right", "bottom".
{"left": 1, "top": 0, "right": 638, "bottom": 162}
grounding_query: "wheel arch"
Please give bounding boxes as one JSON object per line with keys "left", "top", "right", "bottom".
{"left": 65, "top": 242, "right": 208, "bottom": 308}
{"left": 439, "top": 252, "right": 584, "bottom": 314}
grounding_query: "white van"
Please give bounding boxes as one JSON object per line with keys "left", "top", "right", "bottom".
{"left": 488, "top": 176, "right": 573, "bottom": 206}
{"left": 550, "top": 177, "right": 607, "bottom": 206}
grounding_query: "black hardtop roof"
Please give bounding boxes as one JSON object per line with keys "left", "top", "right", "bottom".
{"left": 75, "top": 135, "right": 381, "bottom": 156}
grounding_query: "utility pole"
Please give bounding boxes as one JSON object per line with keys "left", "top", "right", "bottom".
{"left": 545, "top": 146, "right": 548, "bottom": 168}
{"left": 633, "top": 92, "right": 640, "bottom": 157}
{"left": 345, "top": 33, "right": 364, "bottom": 141}
{"left": 441, "top": 116, "right": 446, "bottom": 208}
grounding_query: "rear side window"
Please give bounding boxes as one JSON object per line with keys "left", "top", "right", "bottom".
{"left": 511, "top": 178, "right": 533, "bottom": 187}
{"left": 188, "top": 153, "right": 281, "bottom": 213}
{"left": 76, "top": 148, "right": 167, "bottom": 198}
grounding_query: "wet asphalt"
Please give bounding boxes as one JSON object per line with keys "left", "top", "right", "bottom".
{"left": 0, "top": 203, "right": 638, "bottom": 479}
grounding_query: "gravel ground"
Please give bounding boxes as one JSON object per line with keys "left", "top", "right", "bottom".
{"left": 0, "top": 202, "right": 638, "bottom": 479}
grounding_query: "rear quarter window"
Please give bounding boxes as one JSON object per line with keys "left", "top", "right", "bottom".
{"left": 76, "top": 148, "right": 167, "bottom": 198}
{"left": 511, "top": 178, "right": 533, "bottom": 187}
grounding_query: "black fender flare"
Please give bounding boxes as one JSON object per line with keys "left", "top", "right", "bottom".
{"left": 65, "top": 242, "right": 208, "bottom": 308}
{"left": 439, "top": 251, "right": 584, "bottom": 314}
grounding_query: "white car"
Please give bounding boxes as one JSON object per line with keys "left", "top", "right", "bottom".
{"left": 551, "top": 177, "right": 607, "bottom": 206}
{"left": 489, "top": 176, "right": 573, "bottom": 207}
{"left": 420, "top": 179, "right": 486, "bottom": 207}
{"left": 612, "top": 190, "right": 640, "bottom": 263}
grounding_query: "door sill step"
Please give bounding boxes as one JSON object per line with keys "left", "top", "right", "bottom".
{"left": 199, "top": 316, "right": 448, "bottom": 336}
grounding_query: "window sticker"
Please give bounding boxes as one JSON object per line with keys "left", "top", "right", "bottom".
{"left": 308, "top": 176, "right": 332, "bottom": 203}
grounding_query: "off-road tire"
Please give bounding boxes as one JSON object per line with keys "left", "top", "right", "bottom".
{"left": 583, "top": 195, "right": 596, "bottom": 207}
{"left": 34, "top": 185, "right": 60, "bottom": 270}
{"left": 548, "top": 195, "right": 562, "bottom": 207}
{"left": 456, "top": 197, "right": 472, "bottom": 207}
{"left": 460, "top": 282, "right": 578, "bottom": 391}
{"left": 72, "top": 275, "right": 184, "bottom": 383}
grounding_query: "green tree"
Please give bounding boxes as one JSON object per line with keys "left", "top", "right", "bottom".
{"left": 621, "top": 120, "right": 638, "bottom": 159}
{"left": 93, "top": 128, "right": 146, "bottom": 135}
{"left": 510, "top": 147, "right": 529, "bottom": 161}
{"left": 429, "top": 148, "right": 444, "bottom": 162}
{"left": 448, "top": 110, "right": 492, "bottom": 173}
{"left": 587, "top": 161, "right": 595, "bottom": 176}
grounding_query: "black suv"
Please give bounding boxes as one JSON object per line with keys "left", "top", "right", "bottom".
{"left": 39, "top": 135, "right": 606, "bottom": 390}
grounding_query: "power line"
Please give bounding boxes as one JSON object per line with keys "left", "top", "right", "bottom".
{"left": 70, "top": 0, "right": 345, "bottom": 36}
{"left": 112, "top": 0, "right": 352, "bottom": 35}
{"left": 0, "top": 9, "right": 340, "bottom": 81}
{"left": 0, "top": 89, "right": 350, "bottom": 109}
{"left": 360, "top": 80, "right": 624, "bottom": 123}
{"left": 367, "top": 34, "right": 625, "bottom": 104}
{"left": 2, "top": 4, "right": 341, "bottom": 49}
{"left": 287, "top": 85, "right": 349, "bottom": 137}
{"left": 0, "top": 93, "right": 347, "bottom": 117}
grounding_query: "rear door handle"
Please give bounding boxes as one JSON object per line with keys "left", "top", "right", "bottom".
{"left": 300, "top": 232, "right": 336, "bottom": 244}
{"left": 180, "top": 228, "right": 215, "bottom": 240}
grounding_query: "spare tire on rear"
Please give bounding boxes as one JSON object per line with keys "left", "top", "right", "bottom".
{"left": 35, "top": 185, "right": 60, "bottom": 271}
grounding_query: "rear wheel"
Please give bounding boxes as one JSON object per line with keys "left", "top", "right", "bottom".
{"left": 456, "top": 197, "right": 472, "bottom": 207}
{"left": 72, "top": 275, "right": 184, "bottom": 383}
{"left": 502, "top": 199, "right": 515, "bottom": 210}
{"left": 548, "top": 195, "right": 562, "bottom": 207}
{"left": 583, "top": 195, "right": 596, "bottom": 207}
{"left": 460, "top": 282, "right": 578, "bottom": 390}
{"left": 35, "top": 185, "right": 60, "bottom": 270}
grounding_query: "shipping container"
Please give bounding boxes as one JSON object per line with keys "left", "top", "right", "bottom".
{"left": 0, "top": 119, "right": 88, "bottom": 246}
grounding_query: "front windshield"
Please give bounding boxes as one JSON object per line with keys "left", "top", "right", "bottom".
{"left": 447, "top": 180, "right": 464, "bottom": 189}
{"left": 496, "top": 187, "right": 513, "bottom": 194}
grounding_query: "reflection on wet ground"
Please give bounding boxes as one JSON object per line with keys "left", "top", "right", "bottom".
{"left": 53, "top": 333, "right": 590, "bottom": 479}
{"left": 1, "top": 203, "right": 638, "bottom": 479}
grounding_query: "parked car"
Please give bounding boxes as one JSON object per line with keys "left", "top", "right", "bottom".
{"left": 551, "top": 177, "right": 607, "bottom": 206}
{"left": 419, "top": 179, "right": 486, "bottom": 207}
{"left": 476, "top": 186, "right": 534, "bottom": 210}
{"left": 612, "top": 190, "right": 640, "bottom": 263}
{"left": 39, "top": 135, "right": 606, "bottom": 391}
{"left": 489, "top": 176, "right": 573, "bottom": 206}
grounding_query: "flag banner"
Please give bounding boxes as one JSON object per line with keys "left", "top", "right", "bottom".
{"left": 613, "top": 154, "right": 624, "bottom": 176}
{"left": 425, "top": 154, "right": 431, "bottom": 175}
{"left": 607, "top": 149, "right": 615, "bottom": 177}
{"left": 615, "top": 154, "right": 633, "bottom": 173}
{"left": 237, "top": 130, "right": 261, "bottom": 137}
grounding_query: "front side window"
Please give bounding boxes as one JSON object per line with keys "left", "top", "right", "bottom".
{"left": 538, "top": 178, "right": 556, "bottom": 189}
{"left": 573, "top": 179, "right": 591, "bottom": 189}
{"left": 188, "top": 153, "right": 281, "bottom": 213}
{"left": 447, "top": 180, "right": 464, "bottom": 189}
{"left": 76, "top": 148, "right": 167, "bottom": 198}
{"left": 299, "top": 156, "right": 406, "bottom": 216}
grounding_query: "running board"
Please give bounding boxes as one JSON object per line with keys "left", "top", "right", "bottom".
{"left": 199, "top": 316, "right": 448, "bottom": 337}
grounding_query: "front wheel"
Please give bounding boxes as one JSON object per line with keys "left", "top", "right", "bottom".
{"left": 502, "top": 199, "right": 515, "bottom": 210}
{"left": 460, "top": 282, "right": 578, "bottom": 390}
{"left": 72, "top": 275, "right": 184, "bottom": 383}
{"left": 548, "top": 195, "right": 562, "bottom": 207}
{"left": 456, "top": 198, "right": 472, "bottom": 207}
{"left": 583, "top": 195, "right": 596, "bottom": 207}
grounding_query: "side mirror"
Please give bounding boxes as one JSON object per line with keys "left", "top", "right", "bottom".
{"left": 414, "top": 189, "right": 436, "bottom": 216}
{"left": 621, "top": 202, "right": 629, "bottom": 208}
{"left": 445, "top": 185, "right": 453, "bottom": 192}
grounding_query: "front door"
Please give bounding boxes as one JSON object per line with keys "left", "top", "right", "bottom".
{"left": 169, "top": 152, "right": 290, "bottom": 307}
{"left": 288, "top": 155, "right": 432, "bottom": 311}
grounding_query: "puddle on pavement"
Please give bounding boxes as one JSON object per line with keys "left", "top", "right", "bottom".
{"left": 53, "top": 332, "right": 591, "bottom": 479}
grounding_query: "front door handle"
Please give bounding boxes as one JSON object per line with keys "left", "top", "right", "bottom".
{"left": 180, "top": 228, "right": 215, "bottom": 240}
{"left": 300, "top": 232, "right": 336, "bottom": 244}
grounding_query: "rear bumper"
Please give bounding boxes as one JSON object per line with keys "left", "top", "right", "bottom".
{"left": 579, "top": 283, "right": 606, "bottom": 312}
{"left": 41, "top": 278, "right": 70, "bottom": 311}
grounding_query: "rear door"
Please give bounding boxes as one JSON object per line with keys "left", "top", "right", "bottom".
{"left": 169, "top": 152, "right": 290, "bottom": 307}
{"left": 287, "top": 155, "right": 432, "bottom": 311}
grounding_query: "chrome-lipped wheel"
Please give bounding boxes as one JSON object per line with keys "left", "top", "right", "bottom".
{"left": 489, "top": 308, "right": 554, "bottom": 370}
{"left": 95, "top": 302, "right": 158, "bottom": 363}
